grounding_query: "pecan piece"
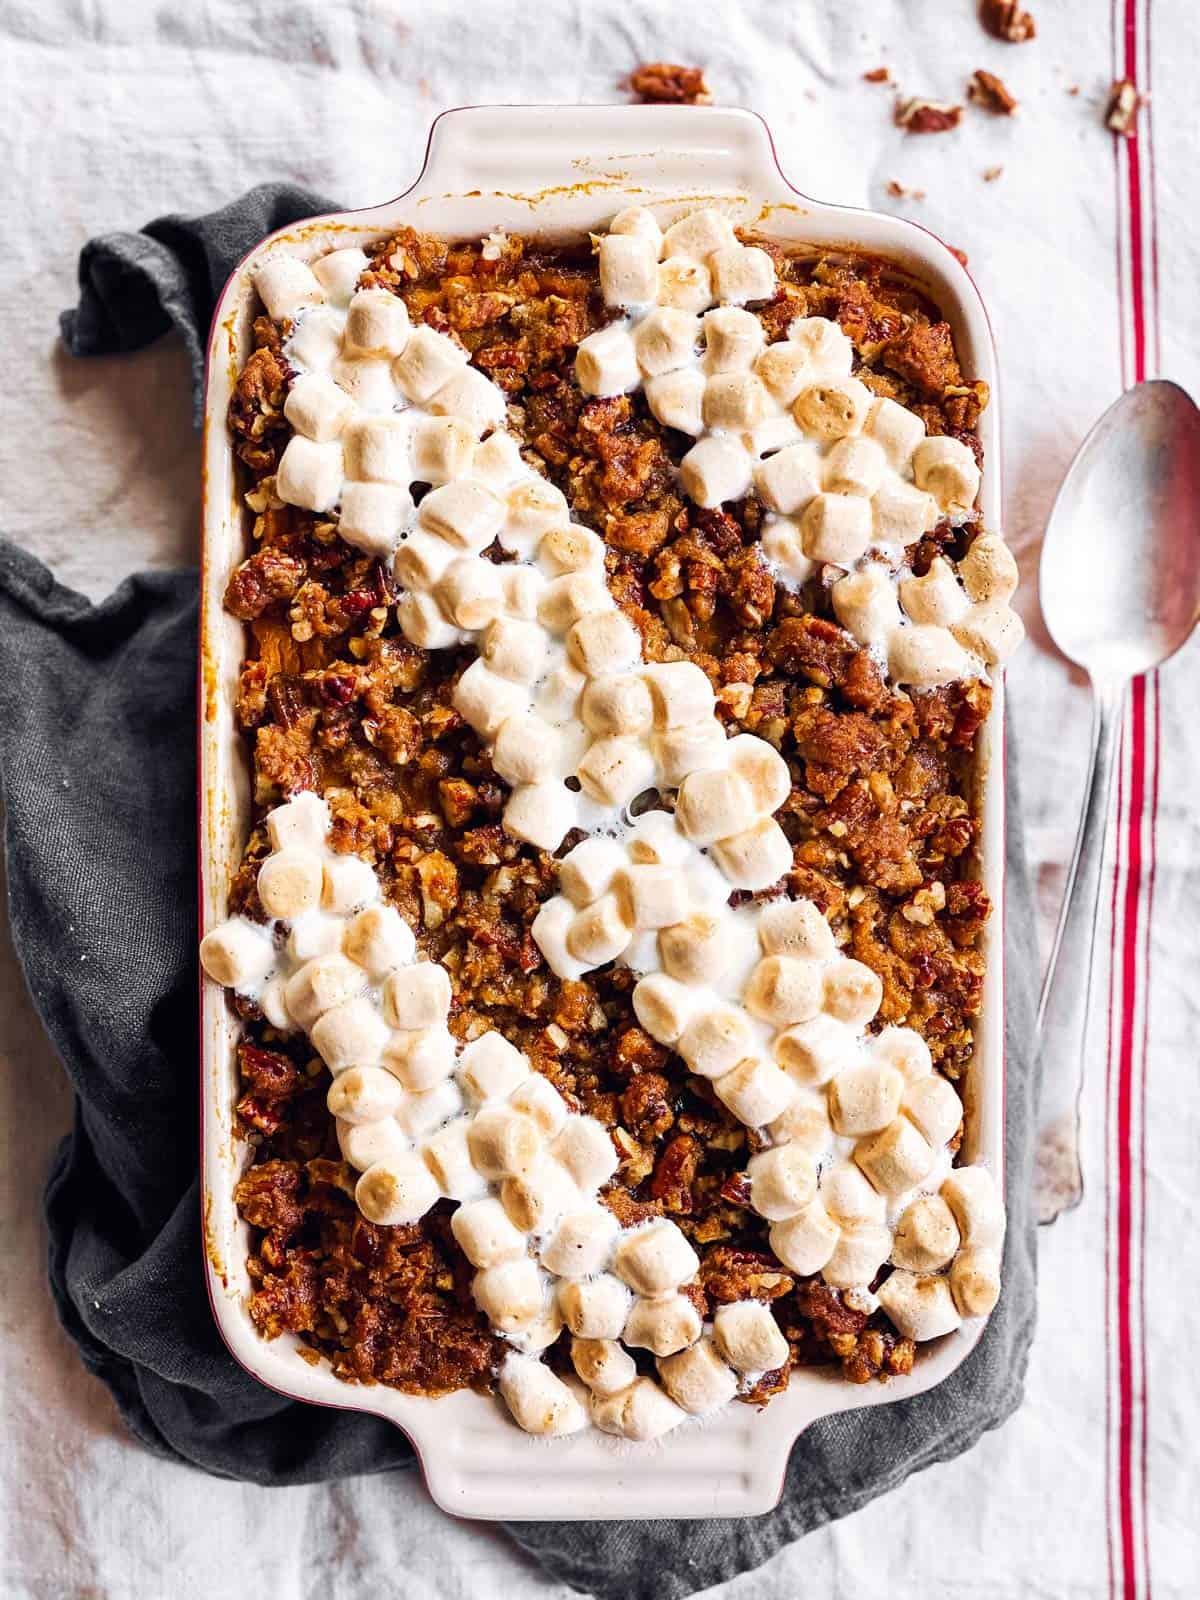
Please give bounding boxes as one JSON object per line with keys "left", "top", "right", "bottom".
{"left": 1105, "top": 79, "right": 1144, "bottom": 137}
{"left": 969, "top": 69, "right": 1019, "bottom": 115}
{"left": 895, "top": 98, "right": 964, "bottom": 134}
{"left": 980, "top": 0, "right": 1036, "bottom": 42}
{"left": 629, "top": 62, "right": 712, "bottom": 106}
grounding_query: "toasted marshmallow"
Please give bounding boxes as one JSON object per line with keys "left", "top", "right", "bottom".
{"left": 675, "top": 768, "right": 755, "bottom": 846}
{"left": 579, "top": 674, "right": 653, "bottom": 740}
{"left": 951, "top": 602, "right": 1026, "bottom": 667}
{"left": 336, "top": 1114, "right": 411, "bottom": 1173}
{"left": 391, "top": 324, "right": 466, "bottom": 402}
{"left": 504, "top": 781, "right": 577, "bottom": 853}
{"left": 615, "top": 864, "right": 689, "bottom": 932}
{"left": 775, "top": 1012, "right": 859, "bottom": 1085}
{"left": 652, "top": 718, "right": 729, "bottom": 785}
{"left": 284, "top": 372, "right": 357, "bottom": 444}
{"left": 823, "top": 959, "right": 884, "bottom": 1027}
{"left": 960, "top": 534, "right": 1019, "bottom": 604}
{"left": 508, "top": 1075, "right": 570, "bottom": 1139}
{"left": 822, "top": 1223, "right": 893, "bottom": 1289}
{"left": 469, "top": 429, "right": 524, "bottom": 490}
{"left": 381, "top": 1024, "right": 457, "bottom": 1091}
{"left": 610, "top": 204, "right": 664, "bottom": 255}
{"left": 499, "top": 1353, "right": 586, "bottom": 1436}
{"left": 702, "top": 371, "right": 769, "bottom": 431}
{"left": 575, "top": 323, "right": 640, "bottom": 398}
{"left": 411, "top": 415, "right": 476, "bottom": 485}
{"left": 767, "top": 1092, "right": 834, "bottom": 1156}
{"left": 709, "top": 242, "right": 775, "bottom": 304}
{"left": 787, "top": 314, "right": 855, "bottom": 372}
{"left": 501, "top": 1159, "right": 580, "bottom": 1233}
{"left": 435, "top": 555, "right": 504, "bottom": 631}
{"left": 456, "top": 1032, "right": 530, "bottom": 1104}
{"left": 530, "top": 896, "right": 588, "bottom": 981}
{"left": 344, "top": 287, "right": 410, "bottom": 358}
{"left": 793, "top": 377, "right": 873, "bottom": 440}
{"left": 754, "top": 444, "right": 820, "bottom": 515}
{"left": 491, "top": 712, "right": 560, "bottom": 786}
{"left": 888, "top": 624, "right": 974, "bottom": 688}
{"left": 312, "top": 247, "right": 368, "bottom": 305}
{"left": 679, "top": 435, "right": 753, "bottom": 509}
{"left": 319, "top": 854, "right": 378, "bottom": 916}
{"left": 644, "top": 368, "right": 706, "bottom": 435}
{"left": 900, "top": 557, "right": 970, "bottom": 629}
{"left": 760, "top": 518, "right": 814, "bottom": 586}
{"left": 623, "top": 1294, "right": 702, "bottom": 1358}
{"left": 558, "top": 837, "right": 625, "bottom": 907}
{"left": 452, "top": 659, "right": 530, "bottom": 738}
{"left": 255, "top": 255, "right": 324, "bottom": 322}
{"left": 632, "top": 306, "right": 700, "bottom": 377}
{"left": 599, "top": 232, "right": 659, "bottom": 307}
{"left": 344, "top": 415, "right": 410, "bottom": 484}
{"left": 748, "top": 1144, "right": 818, "bottom": 1221}
{"left": 800, "top": 492, "right": 873, "bottom": 566}
{"left": 395, "top": 1077, "right": 463, "bottom": 1138}
{"left": 451, "top": 1195, "right": 527, "bottom": 1268}
{"left": 821, "top": 1160, "right": 887, "bottom": 1226}
{"left": 288, "top": 914, "right": 343, "bottom": 965}
{"left": 380, "top": 961, "right": 450, "bottom": 1030}
{"left": 657, "top": 257, "right": 715, "bottom": 314}
{"left": 200, "top": 916, "right": 276, "bottom": 992}
{"left": 558, "top": 1273, "right": 632, "bottom": 1339}
{"left": 326, "top": 1063, "right": 404, "bottom": 1124}
{"left": 396, "top": 590, "right": 463, "bottom": 650}
{"left": 876, "top": 1269, "right": 962, "bottom": 1342}
{"left": 657, "top": 1338, "right": 738, "bottom": 1415}
{"left": 573, "top": 1336, "right": 639, "bottom": 1396}
{"left": 864, "top": 395, "right": 926, "bottom": 465}
{"left": 590, "top": 1377, "right": 686, "bottom": 1441}
{"left": 871, "top": 1026, "right": 933, "bottom": 1083}
{"left": 330, "top": 354, "right": 396, "bottom": 410}
{"left": 757, "top": 342, "right": 827, "bottom": 406}
{"left": 339, "top": 481, "right": 412, "bottom": 556}
{"left": 468, "top": 1106, "right": 543, "bottom": 1184}
{"left": 567, "top": 610, "right": 642, "bottom": 676}
{"left": 715, "top": 1057, "right": 796, "bottom": 1128}
{"left": 855, "top": 1117, "right": 935, "bottom": 1196}
{"left": 712, "top": 818, "right": 793, "bottom": 891}
{"left": 566, "top": 892, "right": 633, "bottom": 967}
{"left": 824, "top": 435, "right": 888, "bottom": 499}
{"left": 356, "top": 1152, "right": 441, "bottom": 1225}
{"left": 394, "top": 529, "right": 456, "bottom": 592}
{"left": 713, "top": 1299, "right": 790, "bottom": 1373}
{"left": 662, "top": 208, "right": 738, "bottom": 260}
{"left": 940, "top": 1165, "right": 1006, "bottom": 1249}
{"left": 769, "top": 1201, "right": 840, "bottom": 1275}
{"left": 474, "top": 1257, "right": 544, "bottom": 1333}
{"left": 428, "top": 366, "right": 506, "bottom": 434}
{"left": 287, "top": 307, "right": 344, "bottom": 374}
{"left": 759, "top": 898, "right": 837, "bottom": 961}
{"left": 678, "top": 1002, "right": 755, "bottom": 1079}
{"left": 950, "top": 1247, "right": 1002, "bottom": 1317}
{"left": 614, "top": 1219, "right": 699, "bottom": 1296}
{"left": 482, "top": 616, "right": 547, "bottom": 684}
{"left": 913, "top": 435, "right": 980, "bottom": 519}
{"left": 422, "top": 1116, "right": 490, "bottom": 1201}
{"left": 632, "top": 973, "right": 697, "bottom": 1046}
{"left": 577, "top": 737, "right": 656, "bottom": 810}
{"left": 892, "top": 1194, "right": 961, "bottom": 1273}
{"left": 903, "top": 1074, "right": 962, "bottom": 1147}
{"left": 541, "top": 1206, "right": 621, "bottom": 1278}
{"left": 552, "top": 1117, "right": 620, "bottom": 1191}
{"left": 872, "top": 479, "right": 940, "bottom": 545}
{"left": 829, "top": 1062, "right": 904, "bottom": 1138}
{"left": 539, "top": 524, "right": 605, "bottom": 577}
{"left": 658, "top": 913, "right": 729, "bottom": 985}
{"left": 503, "top": 477, "right": 570, "bottom": 551}
{"left": 727, "top": 733, "right": 791, "bottom": 812}
{"left": 538, "top": 570, "right": 611, "bottom": 632}
{"left": 640, "top": 661, "right": 713, "bottom": 730}
{"left": 266, "top": 792, "right": 330, "bottom": 853}
{"left": 832, "top": 564, "right": 902, "bottom": 648}
{"left": 743, "top": 955, "right": 823, "bottom": 1028}
{"left": 285, "top": 953, "right": 365, "bottom": 1029}
{"left": 276, "top": 436, "right": 344, "bottom": 513}
{"left": 703, "top": 305, "right": 766, "bottom": 372}
{"left": 418, "top": 479, "right": 505, "bottom": 552}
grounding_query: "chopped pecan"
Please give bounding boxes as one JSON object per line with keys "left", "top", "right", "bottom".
{"left": 224, "top": 548, "right": 306, "bottom": 621}
{"left": 895, "top": 98, "right": 964, "bottom": 134}
{"left": 969, "top": 69, "right": 1019, "bottom": 114}
{"left": 629, "top": 62, "right": 712, "bottom": 106}
{"left": 1106, "top": 79, "right": 1144, "bottom": 137}
{"left": 980, "top": 0, "right": 1036, "bottom": 42}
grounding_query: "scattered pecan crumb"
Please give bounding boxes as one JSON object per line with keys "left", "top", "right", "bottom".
{"left": 969, "top": 69, "right": 1019, "bottom": 115}
{"left": 1067, "top": 84, "right": 1080, "bottom": 97}
{"left": 948, "top": 244, "right": 970, "bottom": 268}
{"left": 886, "top": 180, "right": 926, "bottom": 201}
{"left": 629, "top": 62, "right": 712, "bottom": 105}
{"left": 1106, "top": 78, "right": 1145, "bottom": 136}
{"left": 980, "top": 0, "right": 1037, "bottom": 42}
{"left": 895, "top": 98, "right": 964, "bottom": 134}
{"left": 863, "top": 67, "right": 891, "bottom": 84}
{"left": 983, "top": 165, "right": 1004, "bottom": 182}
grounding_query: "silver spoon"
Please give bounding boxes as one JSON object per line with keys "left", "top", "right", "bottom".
{"left": 1035, "top": 379, "right": 1200, "bottom": 1223}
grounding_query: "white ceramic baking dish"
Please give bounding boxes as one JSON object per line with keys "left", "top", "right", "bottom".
{"left": 199, "top": 104, "right": 1006, "bottom": 1521}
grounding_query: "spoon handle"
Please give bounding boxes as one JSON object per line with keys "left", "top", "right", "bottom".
{"left": 1033, "top": 676, "right": 1126, "bottom": 1223}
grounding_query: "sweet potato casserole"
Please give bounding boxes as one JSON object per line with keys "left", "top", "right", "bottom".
{"left": 202, "top": 206, "right": 1018, "bottom": 1440}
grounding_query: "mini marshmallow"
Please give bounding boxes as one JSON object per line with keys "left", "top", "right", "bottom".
{"left": 769, "top": 1202, "right": 840, "bottom": 1275}
{"left": 276, "top": 436, "right": 344, "bottom": 513}
{"left": 657, "top": 1338, "right": 738, "bottom": 1415}
{"left": 381, "top": 1025, "right": 457, "bottom": 1091}
{"left": 355, "top": 1151, "right": 442, "bottom": 1224}
{"left": 632, "top": 306, "right": 700, "bottom": 377}
{"left": 793, "top": 377, "right": 874, "bottom": 440}
{"left": 627, "top": 811, "right": 692, "bottom": 865}
{"left": 394, "top": 529, "right": 456, "bottom": 592}
{"left": 344, "top": 416, "right": 410, "bottom": 485}
{"left": 714, "top": 1057, "right": 796, "bottom": 1128}
{"left": 613, "top": 1219, "right": 700, "bottom": 1296}
{"left": 599, "top": 232, "right": 660, "bottom": 307}
{"left": 759, "top": 898, "right": 837, "bottom": 961}
{"left": 286, "top": 307, "right": 345, "bottom": 375}
{"left": 199, "top": 918, "right": 274, "bottom": 990}
{"left": 713, "top": 1300, "right": 790, "bottom": 1374}
{"left": 468, "top": 1106, "right": 543, "bottom": 1182}
{"left": 768, "top": 1093, "right": 834, "bottom": 1156}
{"left": 492, "top": 713, "right": 561, "bottom": 785}
{"left": 552, "top": 1117, "right": 620, "bottom": 1191}
{"left": 951, "top": 602, "right": 1026, "bottom": 666}
{"left": 504, "top": 478, "right": 570, "bottom": 549}
{"left": 499, "top": 1354, "right": 587, "bottom": 1437}
{"left": 824, "top": 959, "right": 884, "bottom": 1027}
{"left": 590, "top": 1378, "right": 686, "bottom": 1442}
{"left": 427, "top": 366, "right": 506, "bottom": 434}
{"left": 559, "top": 837, "right": 626, "bottom": 906}
{"left": 662, "top": 208, "right": 738, "bottom": 261}
{"left": 623, "top": 1294, "right": 702, "bottom": 1358}
{"left": 652, "top": 718, "right": 729, "bottom": 785}
{"left": 644, "top": 369, "right": 706, "bottom": 435}
{"left": 675, "top": 768, "right": 756, "bottom": 846}
{"left": 501, "top": 1159, "right": 581, "bottom": 1233}
{"left": 418, "top": 479, "right": 505, "bottom": 551}
{"left": 285, "top": 953, "right": 365, "bottom": 1029}
{"left": 470, "top": 428, "right": 525, "bottom": 489}
{"left": 336, "top": 1114, "right": 411, "bottom": 1173}
{"left": 541, "top": 1206, "right": 620, "bottom": 1277}
{"left": 891, "top": 1193, "right": 961, "bottom": 1273}
{"left": 311, "top": 246, "right": 368, "bottom": 306}
{"left": 679, "top": 435, "right": 753, "bottom": 508}
{"left": 321, "top": 853, "right": 380, "bottom": 915}
{"left": 392, "top": 324, "right": 467, "bottom": 403}
{"left": 775, "top": 1012, "right": 859, "bottom": 1085}
{"left": 760, "top": 518, "right": 814, "bottom": 587}
{"left": 747, "top": 413, "right": 805, "bottom": 455}
{"left": 822, "top": 1223, "right": 893, "bottom": 1289}
{"left": 748, "top": 1144, "right": 818, "bottom": 1221}
{"left": 871, "top": 1026, "right": 933, "bottom": 1083}
{"left": 508, "top": 1075, "right": 570, "bottom": 1138}
{"left": 641, "top": 661, "right": 714, "bottom": 730}
{"left": 754, "top": 444, "right": 820, "bottom": 515}
{"left": 255, "top": 255, "right": 324, "bottom": 323}
{"left": 940, "top": 1165, "right": 1006, "bottom": 1249}
{"left": 252, "top": 970, "right": 290, "bottom": 1029}
{"left": 757, "top": 343, "right": 825, "bottom": 407}
{"left": 709, "top": 243, "right": 776, "bottom": 305}
{"left": 903, "top": 1074, "right": 963, "bottom": 1147}
{"left": 482, "top": 617, "right": 547, "bottom": 683}
{"left": 872, "top": 480, "right": 940, "bottom": 545}
{"left": 821, "top": 1160, "right": 887, "bottom": 1227}
{"left": 913, "top": 435, "right": 981, "bottom": 519}
{"left": 609, "top": 204, "right": 664, "bottom": 255}
{"left": 657, "top": 257, "right": 715, "bottom": 314}
{"left": 456, "top": 1031, "right": 530, "bottom": 1103}
{"left": 743, "top": 955, "right": 823, "bottom": 1029}
{"left": 435, "top": 556, "right": 504, "bottom": 631}
{"left": 855, "top": 1117, "right": 936, "bottom": 1197}
{"left": 824, "top": 435, "right": 888, "bottom": 498}
{"left": 339, "top": 482, "right": 412, "bottom": 557}
{"left": 575, "top": 323, "right": 640, "bottom": 398}
{"left": 566, "top": 610, "right": 642, "bottom": 676}
{"left": 632, "top": 973, "right": 696, "bottom": 1046}
{"left": 658, "top": 914, "right": 730, "bottom": 985}
{"left": 500, "top": 566, "right": 546, "bottom": 625}
{"left": 950, "top": 1247, "right": 1002, "bottom": 1318}
{"left": 832, "top": 564, "right": 902, "bottom": 648}
{"left": 900, "top": 556, "right": 970, "bottom": 628}
{"left": 422, "top": 1116, "right": 490, "bottom": 1201}
{"left": 876, "top": 1269, "right": 962, "bottom": 1342}
{"left": 473, "top": 1257, "right": 544, "bottom": 1333}
{"left": 395, "top": 1078, "right": 463, "bottom": 1138}
{"left": 566, "top": 892, "right": 634, "bottom": 968}
{"left": 800, "top": 492, "right": 873, "bottom": 566}
{"left": 288, "top": 913, "right": 344, "bottom": 965}
{"left": 530, "top": 896, "right": 588, "bottom": 982}
{"left": 576, "top": 737, "right": 657, "bottom": 810}
{"left": 727, "top": 733, "right": 791, "bottom": 813}
{"left": 829, "top": 1062, "right": 904, "bottom": 1137}
{"left": 330, "top": 354, "right": 397, "bottom": 410}
{"left": 411, "top": 415, "right": 476, "bottom": 484}
{"left": 505, "top": 780, "right": 577, "bottom": 853}
{"left": 504, "top": 1299, "right": 565, "bottom": 1356}
{"left": 787, "top": 315, "right": 855, "bottom": 372}
{"left": 345, "top": 287, "right": 411, "bottom": 357}
{"left": 396, "top": 591, "right": 463, "bottom": 650}
{"left": 573, "top": 1337, "right": 639, "bottom": 1396}
{"left": 865, "top": 395, "right": 926, "bottom": 465}
{"left": 266, "top": 792, "right": 330, "bottom": 853}
{"left": 960, "top": 534, "right": 1019, "bottom": 604}
{"left": 711, "top": 818, "right": 794, "bottom": 892}
{"left": 539, "top": 523, "right": 606, "bottom": 576}
{"left": 451, "top": 1195, "right": 527, "bottom": 1269}
{"left": 678, "top": 1002, "right": 755, "bottom": 1079}
{"left": 617, "top": 864, "right": 689, "bottom": 931}
{"left": 558, "top": 1273, "right": 632, "bottom": 1339}
{"left": 702, "top": 371, "right": 770, "bottom": 431}
{"left": 382, "top": 961, "right": 451, "bottom": 1030}
{"left": 452, "top": 659, "right": 530, "bottom": 738}
{"left": 703, "top": 305, "right": 766, "bottom": 371}
{"left": 326, "top": 1062, "right": 406, "bottom": 1126}
{"left": 538, "top": 569, "right": 612, "bottom": 632}
{"left": 888, "top": 624, "right": 974, "bottom": 688}
{"left": 284, "top": 372, "right": 357, "bottom": 444}
{"left": 581, "top": 674, "right": 654, "bottom": 738}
